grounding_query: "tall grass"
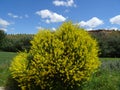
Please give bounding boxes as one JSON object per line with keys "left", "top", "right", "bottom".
{"left": 0, "top": 52, "right": 17, "bottom": 86}
{"left": 83, "top": 58, "right": 120, "bottom": 90}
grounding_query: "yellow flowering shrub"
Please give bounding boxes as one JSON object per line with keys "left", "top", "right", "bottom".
{"left": 9, "top": 52, "right": 29, "bottom": 89}
{"left": 10, "top": 22, "right": 100, "bottom": 90}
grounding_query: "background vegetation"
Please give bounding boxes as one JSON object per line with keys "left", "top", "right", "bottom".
{"left": 0, "top": 30, "right": 33, "bottom": 52}
{"left": 89, "top": 30, "right": 120, "bottom": 57}
{"left": 1, "top": 29, "right": 120, "bottom": 57}
{"left": 82, "top": 58, "right": 120, "bottom": 90}
{"left": 0, "top": 30, "right": 6, "bottom": 48}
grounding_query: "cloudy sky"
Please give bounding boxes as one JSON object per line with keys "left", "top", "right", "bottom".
{"left": 0, "top": 0, "right": 120, "bottom": 34}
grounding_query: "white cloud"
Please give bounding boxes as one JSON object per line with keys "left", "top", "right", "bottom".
{"left": 110, "top": 15, "right": 120, "bottom": 25}
{"left": 36, "top": 26, "right": 57, "bottom": 31}
{"left": 0, "top": 18, "right": 10, "bottom": 32}
{"left": 79, "top": 17, "right": 103, "bottom": 29}
{"left": 0, "top": 18, "right": 10, "bottom": 27}
{"left": 36, "top": 9, "right": 66, "bottom": 23}
{"left": 52, "top": 27, "right": 56, "bottom": 31}
{"left": 0, "top": 28, "right": 7, "bottom": 31}
{"left": 78, "top": 21, "right": 86, "bottom": 27}
{"left": 0, "top": 18, "right": 10, "bottom": 31}
{"left": 36, "top": 26, "right": 44, "bottom": 30}
{"left": 8, "top": 13, "right": 19, "bottom": 18}
{"left": 8, "top": 13, "right": 29, "bottom": 19}
{"left": 53, "top": 0, "right": 76, "bottom": 7}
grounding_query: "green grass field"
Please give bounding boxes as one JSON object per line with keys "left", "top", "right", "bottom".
{"left": 83, "top": 58, "right": 120, "bottom": 90}
{"left": 0, "top": 52, "right": 17, "bottom": 86}
{"left": 0, "top": 51, "right": 120, "bottom": 90}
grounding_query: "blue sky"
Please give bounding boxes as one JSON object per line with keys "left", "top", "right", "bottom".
{"left": 0, "top": 0, "right": 120, "bottom": 34}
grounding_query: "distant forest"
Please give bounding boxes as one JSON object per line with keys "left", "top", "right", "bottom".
{"left": 0, "top": 29, "right": 120, "bottom": 57}
{"left": 89, "top": 29, "right": 120, "bottom": 57}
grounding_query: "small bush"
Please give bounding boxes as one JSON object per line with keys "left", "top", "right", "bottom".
{"left": 9, "top": 22, "right": 100, "bottom": 90}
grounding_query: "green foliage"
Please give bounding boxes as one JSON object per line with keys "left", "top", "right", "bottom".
{"left": 10, "top": 22, "right": 100, "bottom": 90}
{"left": 0, "top": 34, "right": 33, "bottom": 52}
{"left": 82, "top": 58, "right": 120, "bottom": 90}
{"left": 89, "top": 30, "right": 120, "bottom": 57}
{"left": 0, "top": 30, "right": 6, "bottom": 49}
{"left": 5, "top": 75, "right": 21, "bottom": 90}
{"left": 0, "top": 30, "right": 6, "bottom": 41}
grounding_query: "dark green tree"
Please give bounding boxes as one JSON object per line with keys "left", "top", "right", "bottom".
{"left": 0, "top": 30, "right": 6, "bottom": 49}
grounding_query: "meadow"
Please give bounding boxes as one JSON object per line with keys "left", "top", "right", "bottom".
{"left": 0, "top": 51, "right": 120, "bottom": 90}
{"left": 83, "top": 58, "right": 120, "bottom": 90}
{"left": 0, "top": 52, "right": 17, "bottom": 86}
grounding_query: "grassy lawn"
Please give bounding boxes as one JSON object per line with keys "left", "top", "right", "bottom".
{"left": 0, "top": 51, "right": 17, "bottom": 86}
{"left": 0, "top": 51, "right": 120, "bottom": 90}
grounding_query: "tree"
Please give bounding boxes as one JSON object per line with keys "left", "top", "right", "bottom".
{"left": 0, "top": 30, "right": 6, "bottom": 49}
{"left": 89, "top": 30, "right": 120, "bottom": 57}
{"left": 0, "top": 34, "right": 33, "bottom": 52}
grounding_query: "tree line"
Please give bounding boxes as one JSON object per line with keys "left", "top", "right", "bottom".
{"left": 0, "top": 30, "right": 33, "bottom": 52}
{"left": 0, "top": 29, "right": 120, "bottom": 57}
{"left": 89, "top": 30, "right": 120, "bottom": 57}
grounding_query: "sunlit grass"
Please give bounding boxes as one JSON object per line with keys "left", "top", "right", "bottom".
{"left": 83, "top": 58, "right": 120, "bottom": 90}
{"left": 0, "top": 52, "right": 17, "bottom": 86}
